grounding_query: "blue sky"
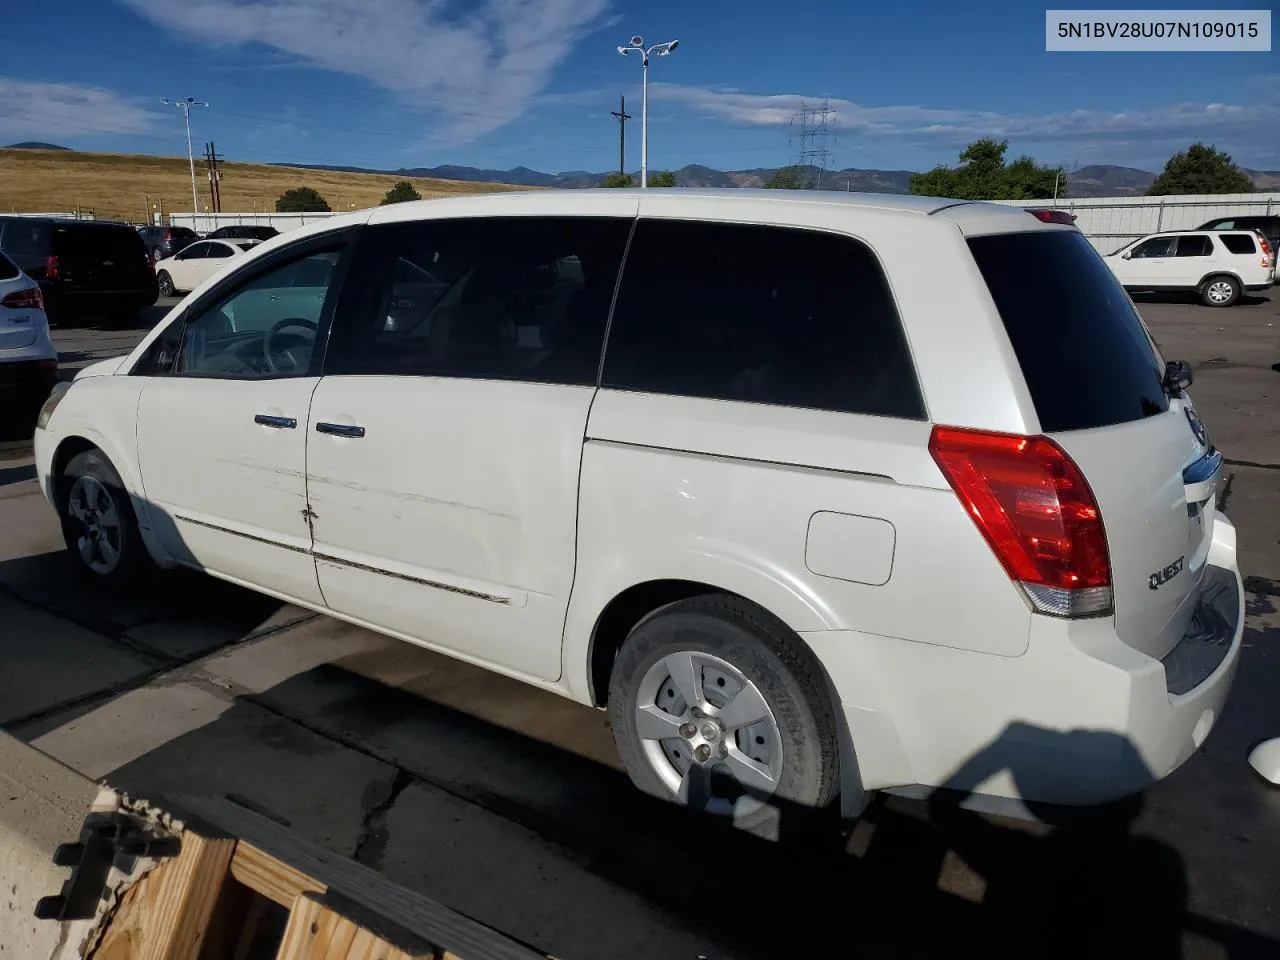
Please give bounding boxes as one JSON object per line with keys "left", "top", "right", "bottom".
{"left": 2, "top": 0, "right": 1277, "bottom": 174}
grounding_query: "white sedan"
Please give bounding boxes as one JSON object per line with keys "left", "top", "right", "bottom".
{"left": 155, "top": 239, "right": 255, "bottom": 296}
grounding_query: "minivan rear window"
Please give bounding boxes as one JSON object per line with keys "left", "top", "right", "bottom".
{"left": 0, "top": 252, "right": 18, "bottom": 280}
{"left": 968, "top": 231, "right": 1168, "bottom": 433}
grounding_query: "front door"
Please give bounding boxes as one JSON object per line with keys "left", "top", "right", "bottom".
{"left": 135, "top": 237, "right": 351, "bottom": 604}
{"left": 1118, "top": 235, "right": 1176, "bottom": 287}
{"left": 305, "top": 212, "right": 632, "bottom": 680}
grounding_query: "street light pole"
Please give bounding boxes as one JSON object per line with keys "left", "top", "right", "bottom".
{"left": 618, "top": 36, "right": 678, "bottom": 188}
{"left": 162, "top": 97, "right": 209, "bottom": 215}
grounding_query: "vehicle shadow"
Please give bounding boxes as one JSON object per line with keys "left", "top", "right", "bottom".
{"left": 54, "top": 659, "right": 1278, "bottom": 959}
{"left": 1130, "top": 291, "right": 1271, "bottom": 308}
{"left": 4, "top": 493, "right": 1278, "bottom": 957}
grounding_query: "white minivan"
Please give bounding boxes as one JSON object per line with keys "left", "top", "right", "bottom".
{"left": 33, "top": 190, "right": 1243, "bottom": 832}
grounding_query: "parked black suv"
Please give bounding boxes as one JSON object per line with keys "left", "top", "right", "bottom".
{"left": 1197, "top": 215, "right": 1280, "bottom": 260}
{"left": 0, "top": 217, "right": 158, "bottom": 323}
{"left": 138, "top": 225, "right": 200, "bottom": 261}
{"left": 206, "top": 225, "right": 279, "bottom": 242}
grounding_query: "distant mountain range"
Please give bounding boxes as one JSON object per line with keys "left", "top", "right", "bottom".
{"left": 275, "top": 160, "right": 1280, "bottom": 197}
{"left": 7, "top": 142, "right": 1277, "bottom": 196}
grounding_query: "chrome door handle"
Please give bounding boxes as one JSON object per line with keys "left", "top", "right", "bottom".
{"left": 254, "top": 414, "right": 297, "bottom": 429}
{"left": 315, "top": 422, "right": 366, "bottom": 438}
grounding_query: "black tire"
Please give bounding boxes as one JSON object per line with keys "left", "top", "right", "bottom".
{"left": 151, "top": 247, "right": 163, "bottom": 262}
{"left": 157, "top": 270, "right": 175, "bottom": 298}
{"left": 1201, "top": 274, "right": 1240, "bottom": 307}
{"left": 608, "top": 594, "right": 840, "bottom": 838}
{"left": 58, "top": 448, "right": 146, "bottom": 588}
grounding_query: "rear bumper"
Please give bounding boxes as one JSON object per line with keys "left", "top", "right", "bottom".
{"left": 44, "top": 285, "right": 159, "bottom": 317}
{"left": 803, "top": 510, "right": 1243, "bottom": 813}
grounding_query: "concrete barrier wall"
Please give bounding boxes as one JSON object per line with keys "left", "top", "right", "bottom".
{"left": 0, "top": 733, "right": 97, "bottom": 959}
{"left": 999, "top": 192, "right": 1280, "bottom": 254}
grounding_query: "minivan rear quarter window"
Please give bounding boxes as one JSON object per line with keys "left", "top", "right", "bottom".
{"left": 602, "top": 220, "right": 925, "bottom": 420}
{"left": 968, "top": 231, "right": 1168, "bottom": 433}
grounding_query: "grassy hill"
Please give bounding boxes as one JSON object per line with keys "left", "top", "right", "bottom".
{"left": 0, "top": 148, "right": 526, "bottom": 223}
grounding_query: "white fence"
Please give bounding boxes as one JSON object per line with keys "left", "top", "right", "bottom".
{"left": 6, "top": 211, "right": 96, "bottom": 220}
{"left": 169, "top": 191, "right": 1280, "bottom": 255}
{"left": 1000, "top": 193, "right": 1280, "bottom": 254}
{"left": 166, "top": 211, "right": 343, "bottom": 233}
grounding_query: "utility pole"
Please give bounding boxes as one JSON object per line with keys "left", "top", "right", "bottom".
{"left": 161, "top": 97, "right": 209, "bottom": 215}
{"left": 610, "top": 95, "right": 632, "bottom": 178}
{"left": 788, "top": 99, "right": 834, "bottom": 190}
{"left": 204, "top": 141, "right": 224, "bottom": 213}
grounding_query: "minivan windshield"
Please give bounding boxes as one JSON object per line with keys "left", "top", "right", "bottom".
{"left": 968, "top": 230, "right": 1169, "bottom": 433}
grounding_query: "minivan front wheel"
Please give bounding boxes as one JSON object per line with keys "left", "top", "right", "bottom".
{"left": 1201, "top": 275, "right": 1240, "bottom": 307}
{"left": 608, "top": 595, "right": 839, "bottom": 837}
{"left": 59, "top": 449, "right": 145, "bottom": 587}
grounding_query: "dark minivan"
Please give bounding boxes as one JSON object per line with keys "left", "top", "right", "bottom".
{"left": 0, "top": 217, "right": 158, "bottom": 323}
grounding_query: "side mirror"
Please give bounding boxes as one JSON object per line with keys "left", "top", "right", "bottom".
{"left": 1122, "top": 251, "right": 1132, "bottom": 260}
{"left": 1164, "top": 360, "right": 1193, "bottom": 392}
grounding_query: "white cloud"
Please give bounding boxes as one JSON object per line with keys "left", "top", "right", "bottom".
{"left": 647, "top": 84, "right": 1279, "bottom": 147}
{"left": 0, "top": 78, "right": 159, "bottom": 141}
{"left": 117, "top": 0, "right": 611, "bottom": 144}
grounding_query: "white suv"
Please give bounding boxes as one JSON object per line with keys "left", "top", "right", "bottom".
{"left": 32, "top": 191, "right": 1243, "bottom": 832}
{"left": 1106, "top": 229, "right": 1275, "bottom": 306}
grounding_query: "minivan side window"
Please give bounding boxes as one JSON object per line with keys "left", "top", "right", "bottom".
{"left": 325, "top": 217, "right": 631, "bottom": 386}
{"left": 173, "top": 247, "right": 344, "bottom": 379}
{"left": 601, "top": 220, "right": 925, "bottom": 420}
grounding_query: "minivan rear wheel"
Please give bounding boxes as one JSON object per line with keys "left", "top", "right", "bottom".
{"left": 608, "top": 595, "right": 839, "bottom": 838}
{"left": 1201, "top": 274, "right": 1240, "bottom": 307}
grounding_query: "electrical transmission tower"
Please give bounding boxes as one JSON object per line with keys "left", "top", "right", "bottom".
{"left": 788, "top": 99, "right": 834, "bottom": 189}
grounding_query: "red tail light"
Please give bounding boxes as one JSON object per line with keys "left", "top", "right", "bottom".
{"left": 1256, "top": 231, "right": 1273, "bottom": 268}
{"left": 1, "top": 286, "right": 44, "bottom": 310}
{"left": 45, "top": 255, "right": 59, "bottom": 280}
{"left": 163, "top": 229, "right": 173, "bottom": 241}
{"left": 1028, "top": 209, "right": 1077, "bottom": 226}
{"left": 929, "top": 426, "right": 1112, "bottom": 618}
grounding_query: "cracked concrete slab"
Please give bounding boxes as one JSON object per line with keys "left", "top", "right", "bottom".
{"left": 0, "top": 594, "right": 159, "bottom": 727}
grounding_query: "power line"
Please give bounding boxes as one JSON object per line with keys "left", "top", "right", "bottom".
{"left": 609, "top": 95, "right": 632, "bottom": 177}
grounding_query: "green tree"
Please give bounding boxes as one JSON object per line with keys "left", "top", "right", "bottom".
{"left": 380, "top": 180, "right": 422, "bottom": 204}
{"left": 910, "top": 139, "right": 1063, "bottom": 201}
{"left": 275, "top": 186, "right": 331, "bottom": 212}
{"left": 1147, "top": 143, "right": 1254, "bottom": 196}
{"left": 603, "top": 171, "right": 633, "bottom": 187}
{"left": 764, "top": 166, "right": 809, "bottom": 189}
{"left": 648, "top": 170, "right": 677, "bottom": 187}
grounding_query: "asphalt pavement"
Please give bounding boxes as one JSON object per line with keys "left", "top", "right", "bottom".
{"left": 1, "top": 292, "right": 1278, "bottom": 959}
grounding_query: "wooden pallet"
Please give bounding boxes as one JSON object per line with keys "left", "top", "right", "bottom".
{"left": 76, "top": 794, "right": 549, "bottom": 960}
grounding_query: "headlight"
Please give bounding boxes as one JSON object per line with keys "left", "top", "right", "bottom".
{"left": 36, "top": 381, "right": 73, "bottom": 430}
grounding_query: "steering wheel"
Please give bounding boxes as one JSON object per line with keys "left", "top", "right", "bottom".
{"left": 262, "top": 318, "right": 318, "bottom": 373}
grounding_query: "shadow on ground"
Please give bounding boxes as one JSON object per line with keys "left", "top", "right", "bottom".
{"left": 75, "top": 663, "right": 1276, "bottom": 960}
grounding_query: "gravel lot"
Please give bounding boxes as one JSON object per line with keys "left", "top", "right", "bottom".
{"left": 1, "top": 290, "right": 1278, "bottom": 958}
